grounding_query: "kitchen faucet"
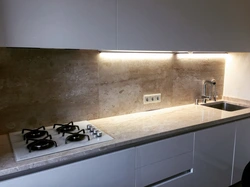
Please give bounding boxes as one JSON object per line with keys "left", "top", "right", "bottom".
{"left": 201, "top": 79, "right": 217, "bottom": 103}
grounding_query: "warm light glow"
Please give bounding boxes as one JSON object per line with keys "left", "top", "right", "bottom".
{"left": 225, "top": 54, "right": 233, "bottom": 63}
{"left": 99, "top": 52, "right": 173, "bottom": 60}
{"left": 176, "top": 53, "right": 228, "bottom": 59}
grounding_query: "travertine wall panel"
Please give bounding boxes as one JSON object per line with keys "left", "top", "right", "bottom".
{"left": 0, "top": 48, "right": 225, "bottom": 134}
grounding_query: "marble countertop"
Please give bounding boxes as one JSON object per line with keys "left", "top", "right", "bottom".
{"left": 1, "top": 100, "right": 250, "bottom": 180}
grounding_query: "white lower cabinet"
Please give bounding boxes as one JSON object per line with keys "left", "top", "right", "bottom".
{"left": 192, "top": 122, "right": 236, "bottom": 187}
{"left": 135, "top": 133, "right": 194, "bottom": 187}
{"left": 2, "top": 118, "right": 249, "bottom": 187}
{"left": 2, "top": 134, "right": 195, "bottom": 187}
{"left": 0, "top": 148, "right": 135, "bottom": 187}
{"left": 136, "top": 153, "right": 193, "bottom": 187}
{"left": 152, "top": 171, "right": 193, "bottom": 187}
{"left": 232, "top": 118, "right": 250, "bottom": 184}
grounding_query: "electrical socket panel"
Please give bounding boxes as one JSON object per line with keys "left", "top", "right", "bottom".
{"left": 143, "top": 93, "right": 161, "bottom": 104}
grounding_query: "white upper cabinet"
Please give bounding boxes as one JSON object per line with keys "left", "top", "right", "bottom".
{"left": 117, "top": 0, "right": 250, "bottom": 51}
{"left": 1, "top": 0, "right": 117, "bottom": 50}
{"left": 1, "top": 0, "right": 250, "bottom": 51}
{"left": 0, "top": 1, "right": 5, "bottom": 46}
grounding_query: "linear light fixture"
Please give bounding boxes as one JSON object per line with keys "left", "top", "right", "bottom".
{"left": 99, "top": 51, "right": 173, "bottom": 59}
{"left": 176, "top": 52, "right": 228, "bottom": 59}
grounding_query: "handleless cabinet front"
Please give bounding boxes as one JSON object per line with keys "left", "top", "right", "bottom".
{"left": 117, "top": 0, "right": 250, "bottom": 52}
{"left": 135, "top": 133, "right": 194, "bottom": 187}
{"left": 0, "top": 148, "right": 135, "bottom": 187}
{"left": 0, "top": 0, "right": 5, "bottom": 46}
{"left": 192, "top": 122, "right": 236, "bottom": 187}
{"left": 1, "top": 0, "right": 117, "bottom": 50}
{"left": 233, "top": 118, "right": 250, "bottom": 184}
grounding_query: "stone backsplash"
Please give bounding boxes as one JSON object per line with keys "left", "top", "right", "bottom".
{"left": 0, "top": 48, "right": 225, "bottom": 134}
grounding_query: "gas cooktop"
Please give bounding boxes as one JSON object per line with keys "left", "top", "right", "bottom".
{"left": 9, "top": 121, "right": 113, "bottom": 161}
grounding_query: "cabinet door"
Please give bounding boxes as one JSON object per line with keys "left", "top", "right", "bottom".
{"left": 233, "top": 118, "right": 250, "bottom": 184}
{"left": 192, "top": 123, "right": 236, "bottom": 187}
{"left": 136, "top": 133, "right": 194, "bottom": 168}
{"left": 117, "top": 0, "right": 250, "bottom": 51}
{"left": 1, "top": 0, "right": 117, "bottom": 50}
{"left": 135, "top": 133, "right": 194, "bottom": 187}
{"left": 152, "top": 171, "right": 193, "bottom": 187}
{"left": 0, "top": 1, "right": 5, "bottom": 46}
{"left": 136, "top": 152, "right": 193, "bottom": 187}
{"left": 0, "top": 148, "right": 135, "bottom": 187}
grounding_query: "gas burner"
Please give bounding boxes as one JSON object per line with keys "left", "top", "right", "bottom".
{"left": 26, "top": 135, "right": 57, "bottom": 153}
{"left": 9, "top": 121, "right": 113, "bottom": 161}
{"left": 53, "top": 121, "right": 80, "bottom": 134}
{"left": 62, "top": 129, "right": 90, "bottom": 144}
{"left": 22, "top": 126, "right": 49, "bottom": 140}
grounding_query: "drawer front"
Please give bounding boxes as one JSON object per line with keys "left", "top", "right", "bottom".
{"left": 136, "top": 133, "right": 194, "bottom": 168}
{"left": 153, "top": 170, "right": 193, "bottom": 187}
{"left": 136, "top": 152, "right": 193, "bottom": 187}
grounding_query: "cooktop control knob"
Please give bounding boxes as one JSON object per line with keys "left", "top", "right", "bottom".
{"left": 90, "top": 127, "right": 95, "bottom": 132}
{"left": 97, "top": 131, "right": 102, "bottom": 137}
{"left": 87, "top": 124, "right": 92, "bottom": 130}
{"left": 93, "top": 129, "right": 98, "bottom": 135}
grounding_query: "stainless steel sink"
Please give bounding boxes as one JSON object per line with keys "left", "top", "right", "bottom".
{"left": 201, "top": 101, "right": 248, "bottom": 112}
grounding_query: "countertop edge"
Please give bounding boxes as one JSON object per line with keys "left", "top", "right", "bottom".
{"left": 1, "top": 103, "right": 250, "bottom": 180}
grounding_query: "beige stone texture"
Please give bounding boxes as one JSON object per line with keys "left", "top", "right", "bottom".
{"left": 98, "top": 56, "right": 173, "bottom": 117}
{"left": 0, "top": 48, "right": 225, "bottom": 134}
{"left": 0, "top": 48, "right": 99, "bottom": 134}
{"left": 172, "top": 55, "right": 225, "bottom": 106}
{"left": 1, "top": 100, "right": 250, "bottom": 177}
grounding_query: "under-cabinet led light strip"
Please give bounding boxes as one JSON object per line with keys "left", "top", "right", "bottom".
{"left": 99, "top": 51, "right": 228, "bottom": 59}
{"left": 176, "top": 53, "right": 228, "bottom": 59}
{"left": 99, "top": 51, "right": 173, "bottom": 59}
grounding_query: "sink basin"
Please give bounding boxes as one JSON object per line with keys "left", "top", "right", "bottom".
{"left": 201, "top": 101, "right": 248, "bottom": 112}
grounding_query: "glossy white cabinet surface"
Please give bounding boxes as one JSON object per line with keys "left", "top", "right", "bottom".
{"left": 233, "top": 118, "right": 250, "bottom": 184}
{"left": 0, "top": 1, "right": 5, "bottom": 46}
{"left": 136, "top": 152, "right": 193, "bottom": 187}
{"left": 0, "top": 148, "right": 135, "bottom": 187}
{"left": 135, "top": 133, "right": 194, "bottom": 187}
{"left": 136, "top": 133, "right": 193, "bottom": 168}
{"left": 117, "top": 0, "right": 250, "bottom": 51}
{"left": 192, "top": 122, "right": 236, "bottom": 187}
{"left": 153, "top": 172, "right": 193, "bottom": 187}
{"left": 1, "top": 0, "right": 117, "bottom": 50}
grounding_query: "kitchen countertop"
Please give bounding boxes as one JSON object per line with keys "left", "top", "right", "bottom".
{"left": 1, "top": 100, "right": 250, "bottom": 180}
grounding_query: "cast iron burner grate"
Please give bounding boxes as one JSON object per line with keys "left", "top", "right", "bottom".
{"left": 62, "top": 129, "right": 90, "bottom": 144}
{"left": 53, "top": 121, "right": 80, "bottom": 134}
{"left": 26, "top": 135, "right": 57, "bottom": 153}
{"left": 22, "top": 126, "right": 49, "bottom": 140}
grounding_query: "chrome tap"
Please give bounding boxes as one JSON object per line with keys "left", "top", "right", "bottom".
{"left": 202, "top": 79, "right": 217, "bottom": 103}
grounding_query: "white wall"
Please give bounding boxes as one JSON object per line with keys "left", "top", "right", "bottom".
{"left": 224, "top": 53, "right": 250, "bottom": 100}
